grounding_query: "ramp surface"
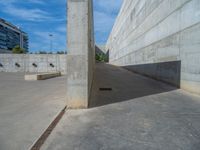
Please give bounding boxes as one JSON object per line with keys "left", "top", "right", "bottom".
{"left": 41, "top": 63, "right": 200, "bottom": 150}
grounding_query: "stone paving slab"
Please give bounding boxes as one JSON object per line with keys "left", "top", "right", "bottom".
{"left": 0, "top": 73, "right": 66, "bottom": 150}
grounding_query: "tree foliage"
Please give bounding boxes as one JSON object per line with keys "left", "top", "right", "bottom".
{"left": 95, "top": 53, "right": 108, "bottom": 62}
{"left": 12, "top": 45, "right": 25, "bottom": 54}
{"left": 38, "top": 51, "right": 47, "bottom": 54}
{"left": 57, "top": 51, "right": 65, "bottom": 54}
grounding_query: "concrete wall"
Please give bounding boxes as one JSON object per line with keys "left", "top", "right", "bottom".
{"left": 106, "top": 0, "right": 200, "bottom": 94}
{"left": 0, "top": 49, "right": 12, "bottom": 54}
{"left": 67, "top": 0, "right": 95, "bottom": 108}
{"left": 0, "top": 54, "right": 67, "bottom": 74}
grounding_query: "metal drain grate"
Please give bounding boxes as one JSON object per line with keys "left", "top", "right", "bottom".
{"left": 99, "top": 88, "right": 112, "bottom": 91}
{"left": 30, "top": 106, "right": 66, "bottom": 150}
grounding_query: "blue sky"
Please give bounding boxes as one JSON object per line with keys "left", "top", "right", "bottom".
{"left": 0, "top": 0, "right": 122, "bottom": 53}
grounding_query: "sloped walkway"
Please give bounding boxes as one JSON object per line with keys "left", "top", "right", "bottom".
{"left": 89, "top": 63, "right": 177, "bottom": 107}
{"left": 41, "top": 63, "right": 200, "bottom": 150}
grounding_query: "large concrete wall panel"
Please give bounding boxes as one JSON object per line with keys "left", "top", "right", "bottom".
{"left": 180, "top": 23, "right": 200, "bottom": 94}
{"left": 0, "top": 54, "right": 67, "bottom": 74}
{"left": 106, "top": 0, "right": 200, "bottom": 94}
{"left": 67, "top": 0, "right": 95, "bottom": 108}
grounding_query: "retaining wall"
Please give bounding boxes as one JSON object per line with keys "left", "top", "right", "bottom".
{"left": 106, "top": 0, "right": 200, "bottom": 94}
{"left": 0, "top": 54, "right": 67, "bottom": 74}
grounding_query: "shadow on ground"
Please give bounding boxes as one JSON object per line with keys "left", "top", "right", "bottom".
{"left": 89, "top": 63, "right": 178, "bottom": 108}
{"left": 123, "top": 60, "right": 181, "bottom": 88}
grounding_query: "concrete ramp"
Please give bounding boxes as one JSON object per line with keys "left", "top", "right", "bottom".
{"left": 89, "top": 63, "right": 177, "bottom": 107}
{"left": 40, "top": 63, "right": 200, "bottom": 150}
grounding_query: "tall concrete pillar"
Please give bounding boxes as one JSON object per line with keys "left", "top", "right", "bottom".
{"left": 67, "top": 0, "right": 95, "bottom": 109}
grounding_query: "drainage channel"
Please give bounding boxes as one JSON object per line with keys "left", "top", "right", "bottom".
{"left": 30, "top": 106, "right": 67, "bottom": 150}
{"left": 99, "top": 88, "right": 112, "bottom": 91}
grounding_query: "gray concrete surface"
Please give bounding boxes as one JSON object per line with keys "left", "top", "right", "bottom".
{"left": 90, "top": 63, "right": 177, "bottom": 107}
{"left": 41, "top": 63, "right": 200, "bottom": 150}
{"left": 123, "top": 61, "right": 181, "bottom": 87}
{"left": 0, "top": 49, "right": 12, "bottom": 54}
{"left": 67, "top": 0, "right": 95, "bottom": 108}
{"left": 0, "top": 54, "right": 67, "bottom": 74}
{"left": 106, "top": 0, "right": 200, "bottom": 95}
{"left": 24, "top": 72, "right": 61, "bottom": 80}
{"left": 0, "top": 73, "right": 66, "bottom": 150}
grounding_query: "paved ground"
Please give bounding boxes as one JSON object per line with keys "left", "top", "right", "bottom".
{"left": 41, "top": 63, "right": 200, "bottom": 150}
{"left": 0, "top": 73, "right": 66, "bottom": 150}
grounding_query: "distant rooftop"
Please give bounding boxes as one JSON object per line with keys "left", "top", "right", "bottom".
{"left": 0, "top": 18, "right": 27, "bottom": 35}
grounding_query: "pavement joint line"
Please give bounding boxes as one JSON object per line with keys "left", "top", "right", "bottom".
{"left": 29, "top": 106, "right": 67, "bottom": 150}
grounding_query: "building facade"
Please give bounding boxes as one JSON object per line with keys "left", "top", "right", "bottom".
{"left": 0, "top": 18, "right": 28, "bottom": 53}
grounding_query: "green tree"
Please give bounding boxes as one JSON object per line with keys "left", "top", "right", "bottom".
{"left": 12, "top": 45, "right": 25, "bottom": 54}
{"left": 57, "top": 51, "right": 65, "bottom": 54}
{"left": 95, "top": 53, "right": 108, "bottom": 62}
{"left": 39, "top": 51, "right": 47, "bottom": 54}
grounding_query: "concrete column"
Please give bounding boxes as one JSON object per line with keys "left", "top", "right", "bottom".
{"left": 67, "top": 0, "right": 95, "bottom": 108}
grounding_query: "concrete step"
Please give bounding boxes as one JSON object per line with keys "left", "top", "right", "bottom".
{"left": 25, "top": 72, "right": 61, "bottom": 80}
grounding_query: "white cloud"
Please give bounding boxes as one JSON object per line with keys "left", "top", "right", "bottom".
{"left": 33, "top": 31, "right": 66, "bottom": 51}
{"left": 56, "top": 25, "right": 66, "bottom": 33}
{"left": 0, "top": 0, "right": 45, "bottom": 5}
{"left": 0, "top": 0, "right": 52, "bottom": 22}
{"left": 94, "top": 11, "right": 115, "bottom": 33}
{"left": 27, "top": 0, "right": 45, "bottom": 5}
{"left": 93, "top": 0, "right": 123, "bottom": 44}
{"left": 5, "top": 6, "right": 51, "bottom": 21}
{"left": 94, "top": 0, "right": 123, "bottom": 14}
{"left": 0, "top": 0, "right": 67, "bottom": 52}
{"left": 0, "top": 0, "right": 121, "bottom": 49}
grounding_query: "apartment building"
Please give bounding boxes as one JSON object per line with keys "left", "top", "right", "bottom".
{"left": 0, "top": 18, "right": 28, "bottom": 53}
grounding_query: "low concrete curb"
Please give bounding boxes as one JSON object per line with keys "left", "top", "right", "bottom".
{"left": 25, "top": 72, "right": 61, "bottom": 81}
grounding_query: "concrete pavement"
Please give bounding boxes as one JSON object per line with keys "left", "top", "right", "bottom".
{"left": 41, "top": 63, "right": 200, "bottom": 150}
{"left": 0, "top": 73, "right": 66, "bottom": 150}
{"left": 89, "top": 63, "right": 177, "bottom": 107}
